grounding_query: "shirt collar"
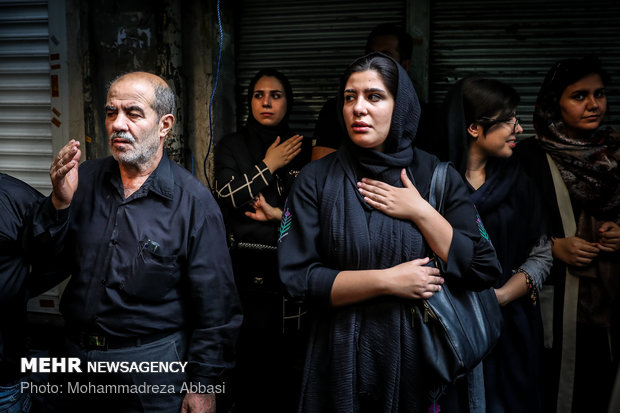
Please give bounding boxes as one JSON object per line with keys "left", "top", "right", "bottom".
{"left": 148, "top": 151, "right": 175, "bottom": 200}
{"left": 104, "top": 152, "right": 175, "bottom": 201}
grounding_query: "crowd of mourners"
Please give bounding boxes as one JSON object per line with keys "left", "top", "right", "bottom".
{"left": 1, "top": 22, "right": 618, "bottom": 413}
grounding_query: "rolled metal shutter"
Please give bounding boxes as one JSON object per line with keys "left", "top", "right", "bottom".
{"left": 235, "top": 0, "right": 406, "bottom": 140}
{"left": 0, "top": 0, "right": 52, "bottom": 194}
{"left": 430, "top": 0, "right": 620, "bottom": 135}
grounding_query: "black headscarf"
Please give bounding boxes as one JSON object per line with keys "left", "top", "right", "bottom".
{"left": 442, "top": 78, "right": 471, "bottom": 173}
{"left": 243, "top": 68, "right": 295, "bottom": 163}
{"left": 324, "top": 53, "right": 425, "bottom": 272}
{"left": 336, "top": 52, "right": 420, "bottom": 186}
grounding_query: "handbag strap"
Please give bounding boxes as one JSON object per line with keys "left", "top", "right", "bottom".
{"left": 426, "top": 161, "right": 451, "bottom": 261}
{"left": 426, "top": 161, "right": 489, "bottom": 413}
{"left": 429, "top": 161, "right": 451, "bottom": 213}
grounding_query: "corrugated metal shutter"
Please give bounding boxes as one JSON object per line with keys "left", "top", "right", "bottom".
{"left": 0, "top": 0, "right": 52, "bottom": 195}
{"left": 236, "top": 0, "right": 406, "bottom": 139}
{"left": 430, "top": 0, "right": 620, "bottom": 136}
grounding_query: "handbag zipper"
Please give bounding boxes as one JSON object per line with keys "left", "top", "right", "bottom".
{"left": 411, "top": 301, "right": 439, "bottom": 328}
{"left": 423, "top": 301, "right": 438, "bottom": 322}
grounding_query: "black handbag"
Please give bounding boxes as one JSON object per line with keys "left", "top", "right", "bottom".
{"left": 414, "top": 162, "right": 503, "bottom": 384}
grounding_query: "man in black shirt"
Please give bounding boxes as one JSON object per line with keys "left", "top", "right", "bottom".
{"left": 32, "top": 72, "right": 241, "bottom": 413}
{"left": 0, "top": 173, "right": 44, "bottom": 412}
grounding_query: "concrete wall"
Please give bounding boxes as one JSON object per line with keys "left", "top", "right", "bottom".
{"left": 73, "top": 0, "right": 187, "bottom": 165}
{"left": 181, "top": 0, "right": 237, "bottom": 188}
{"left": 63, "top": 0, "right": 239, "bottom": 186}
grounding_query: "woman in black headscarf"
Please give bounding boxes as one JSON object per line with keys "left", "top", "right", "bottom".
{"left": 277, "top": 52, "right": 501, "bottom": 412}
{"left": 441, "top": 77, "right": 552, "bottom": 413}
{"left": 516, "top": 56, "right": 620, "bottom": 413}
{"left": 215, "top": 68, "right": 310, "bottom": 412}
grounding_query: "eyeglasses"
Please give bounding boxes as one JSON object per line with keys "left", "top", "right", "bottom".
{"left": 479, "top": 116, "right": 521, "bottom": 134}
{"left": 502, "top": 118, "right": 521, "bottom": 134}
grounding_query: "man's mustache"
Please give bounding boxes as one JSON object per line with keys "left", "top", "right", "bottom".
{"left": 110, "top": 131, "right": 136, "bottom": 143}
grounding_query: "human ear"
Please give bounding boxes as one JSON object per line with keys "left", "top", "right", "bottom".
{"left": 467, "top": 123, "right": 480, "bottom": 139}
{"left": 159, "top": 114, "right": 175, "bottom": 138}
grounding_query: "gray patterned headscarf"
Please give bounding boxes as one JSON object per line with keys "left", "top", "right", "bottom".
{"left": 534, "top": 57, "right": 620, "bottom": 220}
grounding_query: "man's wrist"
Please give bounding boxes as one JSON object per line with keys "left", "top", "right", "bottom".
{"left": 45, "top": 196, "right": 70, "bottom": 222}
{"left": 51, "top": 193, "right": 70, "bottom": 210}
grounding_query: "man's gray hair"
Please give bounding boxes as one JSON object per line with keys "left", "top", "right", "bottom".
{"left": 152, "top": 82, "right": 175, "bottom": 119}
{"left": 107, "top": 73, "right": 175, "bottom": 119}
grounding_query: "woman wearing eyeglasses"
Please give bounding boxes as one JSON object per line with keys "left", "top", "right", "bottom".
{"left": 516, "top": 57, "right": 620, "bottom": 413}
{"left": 440, "top": 77, "right": 552, "bottom": 413}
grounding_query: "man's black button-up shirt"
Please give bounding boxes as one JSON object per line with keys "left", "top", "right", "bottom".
{"left": 32, "top": 154, "right": 242, "bottom": 385}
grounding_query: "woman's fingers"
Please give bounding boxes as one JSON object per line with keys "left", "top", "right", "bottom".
{"left": 357, "top": 180, "right": 390, "bottom": 199}
{"left": 278, "top": 136, "right": 303, "bottom": 164}
{"left": 269, "top": 136, "right": 281, "bottom": 149}
{"left": 400, "top": 168, "right": 414, "bottom": 188}
{"left": 598, "top": 223, "right": 620, "bottom": 252}
{"left": 598, "top": 244, "right": 615, "bottom": 253}
{"left": 290, "top": 145, "right": 303, "bottom": 156}
{"left": 418, "top": 274, "right": 444, "bottom": 298}
{"left": 578, "top": 248, "right": 599, "bottom": 258}
{"left": 284, "top": 139, "right": 302, "bottom": 150}
{"left": 411, "top": 257, "right": 431, "bottom": 266}
{"left": 580, "top": 243, "right": 600, "bottom": 254}
{"left": 283, "top": 135, "right": 303, "bottom": 149}
{"left": 360, "top": 177, "right": 389, "bottom": 189}
{"left": 598, "top": 221, "right": 619, "bottom": 233}
{"left": 361, "top": 196, "right": 382, "bottom": 210}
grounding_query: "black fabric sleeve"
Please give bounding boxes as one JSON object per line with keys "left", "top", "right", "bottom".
{"left": 22, "top": 196, "right": 73, "bottom": 297}
{"left": 185, "top": 199, "right": 242, "bottom": 386}
{"left": 277, "top": 163, "right": 339, "bottom": 307}
{"left": 26, "top": 196, "right": 70, "bottom": 259}
{"left": 214, "top": 136, "right": 274, "bottom": 209}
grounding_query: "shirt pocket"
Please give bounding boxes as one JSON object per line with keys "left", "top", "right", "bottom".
{"left": 123, "top": 239, "right": 180, "bottom": 302}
